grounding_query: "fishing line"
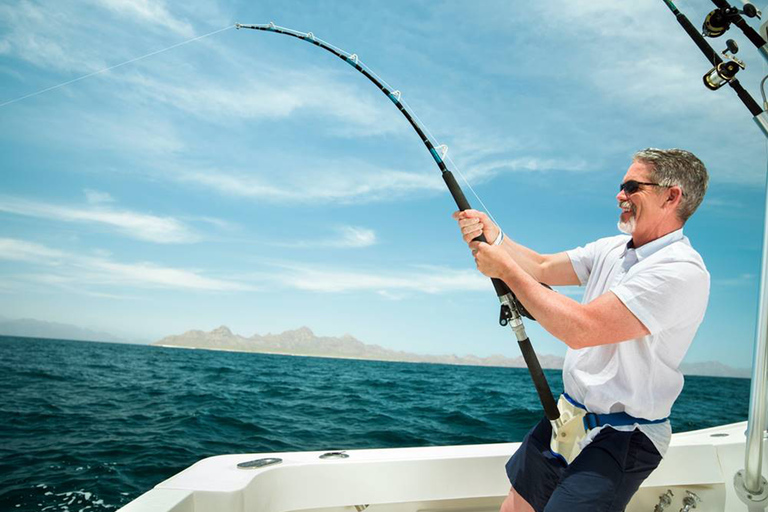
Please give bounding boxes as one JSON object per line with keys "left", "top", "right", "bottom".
{"left": 282, "top": 27, "right": 501, "bottom": 229}
{"left": 0, "top": 24, "right": 235, "bottom": 109}
{"left": 397, "top": 95, "right": 503, "bottom": 228}
{"left": 356, "top": 59, "right": 502, "bottom": 226}
{"left": 237, "top": 23, "right": 561, "bottom": 424}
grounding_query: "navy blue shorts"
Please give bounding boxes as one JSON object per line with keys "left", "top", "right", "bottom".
{"left": 505, "top": 417, "right": 662, "bottom": 512}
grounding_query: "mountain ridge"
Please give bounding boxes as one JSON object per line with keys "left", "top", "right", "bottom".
{"left": 154, "top": 325, "right": 751, "bottom": 378}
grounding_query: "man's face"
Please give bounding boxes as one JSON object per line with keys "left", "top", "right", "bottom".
{"left": 616, "top": 161, "right": 667, "bottom": 236}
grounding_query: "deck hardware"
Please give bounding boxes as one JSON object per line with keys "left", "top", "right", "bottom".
{"left": 237, "top": 457, "right": 282, "bottom": 469}
{"left": 734, "top": 469, "right": 768, "bottom": 503}
{"left": 709, "top": 432, "right": 728, "bottom": 437}
{"left": 354, "top": 506, "right": 369, "bottom": 511}
{"left": 319, "top": 451, "right": 349, "bottom": 459}
{"left": 653, "top": 489, "right": 674, "bottom": 511}
{"left": 678, "top": 490, "right": 701, "bottom": 512}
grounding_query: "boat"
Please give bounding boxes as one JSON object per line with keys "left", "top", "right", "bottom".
{"left": 119, "top": 420, "right": 764, "bottom": 512}
{"left": 119, "top": 2, "right": 768, "bottom": 511}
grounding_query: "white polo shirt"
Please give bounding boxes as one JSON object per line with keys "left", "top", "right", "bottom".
{"left": 563, "top": 229, "right": 710, "bottom": 456}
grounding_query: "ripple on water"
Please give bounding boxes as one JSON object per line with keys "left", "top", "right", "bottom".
{"left": 0, "top": 336, "right": 751, "bottom": 512}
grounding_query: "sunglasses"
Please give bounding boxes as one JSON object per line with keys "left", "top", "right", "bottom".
{"left": 619, "top": 180, "right": 662, "bottom": 195}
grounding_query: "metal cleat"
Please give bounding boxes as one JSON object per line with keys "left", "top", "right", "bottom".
{"left": 654, "top": 489, "right": 674, "bottom": 512}
{"left": 679, "top": 490, "right": 701, "bottom": 512}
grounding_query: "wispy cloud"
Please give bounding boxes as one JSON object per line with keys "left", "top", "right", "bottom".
{"left": 120, "top": 67, "right": 402, "bottom": 136}
{"left": 465, "top": 156, "right": 590, "bottom": 181}
{"left": 0, "top": 0, "right": 198, "bottom": 79}
{"left": 0, "top": 238, "right": 486, "bottom": 296}
{"left": 175, "top": 162, "right": 441, "bottom": 204}
{"left": 172, "top": 151, "right": 589, "bottom": 205}
{"left": 0, "top": 196, "right": 199, "bottom": 244}
{"left": 336, "top": 226, "right": 376, "bottom": 248}
{"left": 713, "top": 273, "right": 757, "bottom": 287}
{"left": 0, "top": 238, "right": 67, "bottom": 263}
{"left": 0, "top": 238, "right": 251, "bottom": 292}
{"left": 263, "top": 263, "right": 489, "bottom": 294}
{"left": 275, "top": 225, "right": 377, "bottom": 249}
{"left": 93, "top": 0, "right": 195, "bottom": 37}
{"left": 84, "top": 189, "right": 115, "bottom": 204}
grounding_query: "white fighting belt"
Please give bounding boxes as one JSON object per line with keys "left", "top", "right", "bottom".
{"left": 549, "top": 395, "right": 588, "bottom": 465}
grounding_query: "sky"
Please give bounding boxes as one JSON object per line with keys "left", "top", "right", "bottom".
{"left": 0, "top": 0, "right": 767, "bottom": 369}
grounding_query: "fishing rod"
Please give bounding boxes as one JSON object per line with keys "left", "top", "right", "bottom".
{"left": 661, "top": 0, "right": 768, "bottom": 133}
{"left": 661, "top": 0, "right": 768, "bottom": 503}
{"left": 235, "top": 22, "right": 560, "bottom": 422}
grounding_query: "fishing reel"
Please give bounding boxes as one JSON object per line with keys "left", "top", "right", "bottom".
{"left": 703, "top": 39, "right": 745, "bottom": 90}
{"left": 702, "top": 3, "right": 761, "bottom": 38}
{"left": 498, "top": 283, "right": 553, "bottom": 325}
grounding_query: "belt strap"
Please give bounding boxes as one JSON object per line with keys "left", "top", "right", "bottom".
{"left": 562, "top": 393, "right": 668, "bottom": 430}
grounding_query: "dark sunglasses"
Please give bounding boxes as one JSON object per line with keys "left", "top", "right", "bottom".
{"left": 619, "top": 180, "right": 662, "bottom": 195}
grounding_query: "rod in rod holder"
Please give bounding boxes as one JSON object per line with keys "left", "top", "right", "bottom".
{"left": 661, "top": 0, "right": 768, "bottom": 504}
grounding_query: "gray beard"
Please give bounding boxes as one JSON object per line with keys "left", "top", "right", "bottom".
{"left": 618, "top": 215, "right": 636, "bottom": 234}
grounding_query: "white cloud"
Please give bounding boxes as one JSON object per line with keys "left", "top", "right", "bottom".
{"left": 464, "top": 156, "right": 590, "bottom": 181}
{"left": 0, "top": 238, "right": 487, "bottom": 296}
{"left": 121, "top": 68, "right": 402, "bottom": 136}
{"left": 93, "top": 0, "right": 195, "bottom": 37}
{"left": 267, "top": 263, "right": 489, "bottom": 294}
{"left": 713, "top": 273, "right": 758, "bottom": 287}
{"left": 275, "top": 225, "right": 377, "bottom": 249}
{"left": 0, "top": 196, "right": 198, "bottom": 244}
{"left": 0, "top": 238, "right": 67, "bottom": 263}
{"left": 0, "top": 238, "right": 251, "bottom": 292}
{"left": 176, "top": 163, "right": 441, "bottom": 204}
{"left": 0, "top": 0, "right": 199, "bottom": 82}
{"left": 336, "top": 226, "right": 376, "bottom": 248}
{"left": 89, "top": 260, "right": 247, "bottom": 290}
{"left": 84, "top": 189, "right": 115, "bottom": 204}
{"left": 173, "top": 153, "right": 590, "bottom": 205}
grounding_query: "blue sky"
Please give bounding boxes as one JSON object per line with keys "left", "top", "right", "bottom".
{"left": 0, "top": 0, "right": 766, "bottom": 369}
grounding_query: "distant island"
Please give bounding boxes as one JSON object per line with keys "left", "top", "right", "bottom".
{"left": 154, "top": 325, "right": 567, "bottom": 369}
{"left": 0, "top": 317, "right": 750, "bottom": 378}
{"left": 154, "top": 325, "right": 751, "bottom": 378}
{"left": 0, "top": 318, "right": 133, "bottom": 344}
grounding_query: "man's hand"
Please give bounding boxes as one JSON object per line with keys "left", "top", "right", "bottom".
{"left": 469, "top": 240, "right": 515, "bottom": 280}
{"left": 452, "top": 209, "right": 500, "bottom": 246}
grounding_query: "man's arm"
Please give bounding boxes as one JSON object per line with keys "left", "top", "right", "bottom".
{"left": 453, "top": 210, "right": 580, "bottom": 286}
{"left": 470, "top": 241, "right": 650, "bottom": 349}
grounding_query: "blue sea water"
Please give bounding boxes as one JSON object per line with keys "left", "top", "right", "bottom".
{"left": 0, "top": 335, "right": 751, "bottom": 511}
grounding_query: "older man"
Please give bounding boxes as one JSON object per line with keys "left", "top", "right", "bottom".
{"left": 454, "top": 149, "right": 710, "bottom": 512}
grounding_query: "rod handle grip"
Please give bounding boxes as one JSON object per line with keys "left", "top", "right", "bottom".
{"left": 443, "top": 170, "right": 511, "bottom": 298}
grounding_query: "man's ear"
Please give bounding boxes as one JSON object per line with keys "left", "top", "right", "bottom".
{"left": 666, "top": 186, "right": 682, "bottom": 205}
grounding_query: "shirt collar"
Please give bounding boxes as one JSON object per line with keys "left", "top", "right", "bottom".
{"left": 623, "top": 228, "right": 684, "bottom": 261}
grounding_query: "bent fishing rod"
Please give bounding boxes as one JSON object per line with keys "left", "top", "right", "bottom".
{"left": 236, "top": 22, "right": 560, "bottom": 422}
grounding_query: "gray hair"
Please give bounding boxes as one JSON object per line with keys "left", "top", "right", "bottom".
{"left": 633, "top": 148, "right": 709, "bottom": 223}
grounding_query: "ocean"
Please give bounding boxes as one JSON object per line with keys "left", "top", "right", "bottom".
{"left": 0, "top": 335, "right": 752, "bottom": 511}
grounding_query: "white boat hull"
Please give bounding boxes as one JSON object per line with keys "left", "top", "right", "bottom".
{"left": 120, "top": 421, "right": 766, "bottom": 512}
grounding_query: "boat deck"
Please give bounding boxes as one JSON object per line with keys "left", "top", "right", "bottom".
{"left": 119, "top": 421, "right": 767, "bottom": 512}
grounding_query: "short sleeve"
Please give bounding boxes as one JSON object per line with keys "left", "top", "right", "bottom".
{"left": 566, "top": 242, "right": 598, "bottom": 286}
{"left": 566, "top": 237, "right": 623, "bottom": 286}
{"left": 611, "top": 260, "right": 710, "bottom": 335}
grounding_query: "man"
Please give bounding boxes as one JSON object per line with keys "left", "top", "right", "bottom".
{"left": 453, "top": 149, "right": 710, "bottom": 511}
